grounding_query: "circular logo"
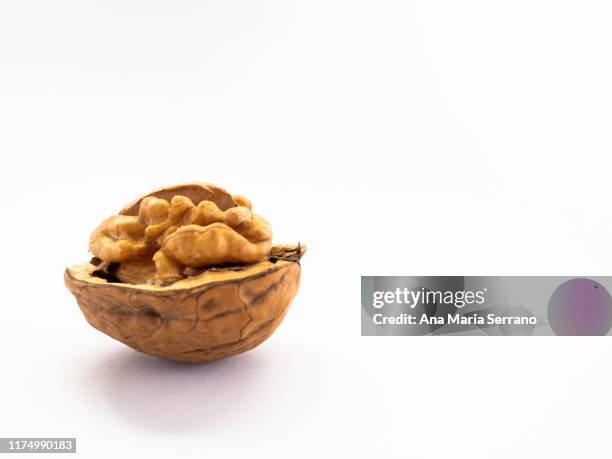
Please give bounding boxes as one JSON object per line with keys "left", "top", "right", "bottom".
{"left": 547, "top": 278, "right": 612, "bottom": 336}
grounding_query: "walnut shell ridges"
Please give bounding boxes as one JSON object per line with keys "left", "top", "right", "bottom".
{"left": 64, "top": 183, "right": 304, "bottom": 363}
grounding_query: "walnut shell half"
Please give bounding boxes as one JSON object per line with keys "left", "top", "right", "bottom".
{"left": 65, "top": 183, "right": 305, "bottom": 363}
{"left": 64, "top": 244, "right": 304, "bottom": 363}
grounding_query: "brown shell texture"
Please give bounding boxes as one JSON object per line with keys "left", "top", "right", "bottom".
{"left": 64, "top": 183, "right": 304, "bottom": 363}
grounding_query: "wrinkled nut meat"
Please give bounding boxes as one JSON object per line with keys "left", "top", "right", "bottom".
{"left": 90, "top": 193, "right": 272, "bottom": 285}
{"left": 64, "top": 183, "right": 304, "bottom": 363}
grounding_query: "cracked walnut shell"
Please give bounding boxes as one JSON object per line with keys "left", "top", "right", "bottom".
{"left": 64, "top": 183, "right": 304, "bottom": 363}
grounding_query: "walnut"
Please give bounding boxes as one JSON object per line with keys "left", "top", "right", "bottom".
{"left": 88, "top": 184, "right": 272, "bottom": 285}
{"left": 65, "top": 182, "right": 305, "bottom": 363}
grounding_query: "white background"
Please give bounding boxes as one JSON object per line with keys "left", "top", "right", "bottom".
{"left": 1, "top": 1, "right": 611, "bottom": 457}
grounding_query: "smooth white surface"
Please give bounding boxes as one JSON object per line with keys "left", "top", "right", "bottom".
{"left": 1, "top": 1, "right": 611, "bottom": 457}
